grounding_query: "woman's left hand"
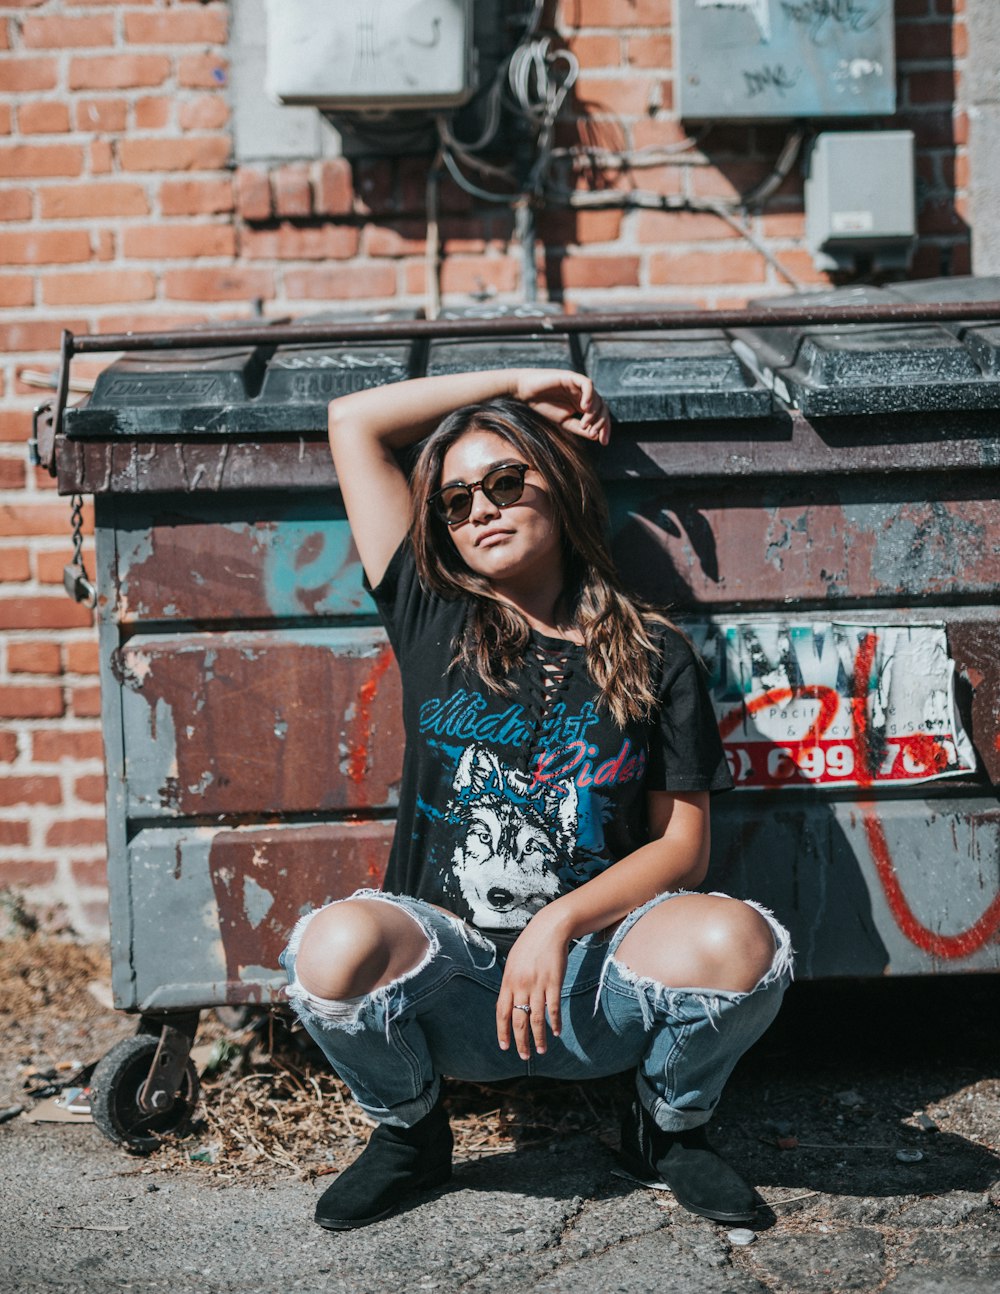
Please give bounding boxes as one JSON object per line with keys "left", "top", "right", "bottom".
{"left": 496, "top": 908, "right": 571, "bottom": 1059}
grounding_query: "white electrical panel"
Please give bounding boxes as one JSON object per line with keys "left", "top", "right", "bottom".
{"left": 265, "top": 0, "right": 476, "bottom": 110}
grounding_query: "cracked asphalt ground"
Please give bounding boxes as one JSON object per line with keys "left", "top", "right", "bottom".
{"left": 1, "top": 935, "right": 998, "bottom": 1294}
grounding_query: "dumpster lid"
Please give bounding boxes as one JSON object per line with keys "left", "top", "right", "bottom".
{"left": 730, "top": 280, "right": 1000, "bottom": 416}
{"left": 65, "top": 312, "right": 420, "bottom": 440}
{"left": 579, "top": 304, "right": 772, "bottom": 422}
{"left": 425, "top": 303, "right": 578, "bottom": 376}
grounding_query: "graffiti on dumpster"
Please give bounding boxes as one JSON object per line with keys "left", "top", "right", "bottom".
{"left": 690, "top": 621, "right": 977, "bottom": 790}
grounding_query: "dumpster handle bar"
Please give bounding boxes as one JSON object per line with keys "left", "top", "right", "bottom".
{"left": 40, "top": 300, "right": 1000, "bottom": 473}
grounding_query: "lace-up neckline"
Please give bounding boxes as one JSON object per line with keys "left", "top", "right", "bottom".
{"left": 515, "top": 629, "right": 585, "bottom": 773}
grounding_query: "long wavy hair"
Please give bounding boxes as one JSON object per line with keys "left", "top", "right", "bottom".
{"left": 409, "top": 398, "right": 669, "bottom": 726}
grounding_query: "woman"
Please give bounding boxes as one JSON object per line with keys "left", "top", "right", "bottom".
{"left": 283, "top": 368, "right": 791, "bottom": 1231}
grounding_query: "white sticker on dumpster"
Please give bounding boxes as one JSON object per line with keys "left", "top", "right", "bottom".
{"left": 689, "top": 621, "right": 977, "bottom": 790}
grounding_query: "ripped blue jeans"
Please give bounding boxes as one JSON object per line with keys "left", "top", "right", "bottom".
{"left": 281, "top": 889, "right": 792, "bottom": 1133}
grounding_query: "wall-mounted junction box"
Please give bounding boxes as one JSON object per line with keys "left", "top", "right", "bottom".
{"left": 805, "top": 130, "right": 916, "bottom": 273}
{"left": 265, "top": 0, "right": 476, "bottom": 111}
{"left": 675, "top": 0, "right": 896, "bottom": 120}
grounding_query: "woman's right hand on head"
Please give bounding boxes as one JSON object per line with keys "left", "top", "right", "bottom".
{"left": 512, "top": 369, "right": 611, "bottom": 447}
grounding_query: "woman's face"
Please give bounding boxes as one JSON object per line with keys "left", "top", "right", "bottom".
{"left": 437, "top": 430, "right": 563, "bottom": 594}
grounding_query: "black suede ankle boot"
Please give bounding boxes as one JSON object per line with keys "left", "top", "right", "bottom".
{"left": 315, "top": 1096, "right": 453, "bottom": 1230}
{"left": 619, "top": 1098, "right": 758, "bottom": 1224}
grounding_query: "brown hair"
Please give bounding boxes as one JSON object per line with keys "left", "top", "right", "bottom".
{"left": 408, "top": 398, "right": 669, "bottom": 726}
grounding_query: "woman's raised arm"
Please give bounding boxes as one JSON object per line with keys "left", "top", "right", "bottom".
{"left": 327, "top": 368, "right": 609, "bottom": 587}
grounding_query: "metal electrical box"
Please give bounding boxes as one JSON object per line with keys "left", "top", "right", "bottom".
{"left": 805, "top": 131, "right": 915, "bottom": 272}
{"left": 265, "top": 0, "right": 476, "bottom": 110}
{"left": 676, "top": 0, "right": 896, "bottom": 120}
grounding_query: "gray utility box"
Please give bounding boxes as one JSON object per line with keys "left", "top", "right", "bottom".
{"left": 805, "top": 131, "right": 916, "bottom": 273}
{"left": 50, "top": 285, "right": 1000, "bottom": 1018}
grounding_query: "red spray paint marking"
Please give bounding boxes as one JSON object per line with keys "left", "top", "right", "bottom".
{"left": 718, "top": 685, "right": 840, "bottom": 749}
{"left": 860, "top": 807, "right": 1000, "bottom": 960}
{"left": 348, "top": 645, "right": 395, "bottom": 784}
{"left": 850, "top": 631, "right": 879, "bottom": 787}
{"left": 719, "top": 632, "right": 1000, "bottom": 959}
{"left": 851, "top": 635, "right": 1000, "bottom": 958}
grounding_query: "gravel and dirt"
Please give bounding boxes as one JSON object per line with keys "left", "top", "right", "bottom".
{"left": 0, "top": 928, "right": 997, "bottom": 1293}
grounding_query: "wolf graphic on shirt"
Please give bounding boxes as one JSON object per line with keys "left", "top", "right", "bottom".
{"left": 443, "top": 744, "right": 579, "bottom": 929}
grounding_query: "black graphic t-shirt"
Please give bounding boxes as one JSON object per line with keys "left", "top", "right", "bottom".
{"left": 370, "top": 540, "right": 731, "bottom": 941}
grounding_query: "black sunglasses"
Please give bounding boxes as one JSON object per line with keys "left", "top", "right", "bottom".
{"left": 429, "top": 462, "right": 530, "bottom": 527}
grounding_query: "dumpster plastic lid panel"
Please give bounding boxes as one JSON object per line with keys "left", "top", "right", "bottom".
{"left": 730, "top": 282, "right": 1000, "bottom": 416}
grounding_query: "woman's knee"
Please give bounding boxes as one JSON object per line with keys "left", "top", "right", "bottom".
{"left": 615, "top": 894, "right": 777, "bottom": 993}
{"left": 294, "top": 898, "right": 430, "bottom": 1002}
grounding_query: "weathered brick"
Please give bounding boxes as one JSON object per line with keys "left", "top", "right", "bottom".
{"left": 773, "top": 250, "right": 835, "bottom": 287}
{"left": 273, "top": 164, "right": 312, "bottom": 218}
{"left": 178, "top": 94, "right": 229, "bottom": 130}
{"left": 906, "top": 68, "right": 958, "bottom": 106}
{"left": 160, "top": 176, "right": 233, "bottom": 216}
{"left": 235, "top": 166, "right": 271, "bottom": 220}
{"left": 0, "top": 188, "right": 32, "bottom": 220}
{"left": 649, "top": 248, "right": 767, "bottom": 285}
{"left": 286, "top": 263, "right": 397, "bottom": 300}
{"left": 0, "top": 684, "right": 65, "bottom": 718}
{"left": 240, "top": 224, "right": 358, "bottom": 261}
{"left": 75, "top": 98, "right": 127, "bottom": 132}
{"left": 46, "top": 817, "right": 106, "bottom": 847}
{"left": 162, "top": 266, "right": 274, "bottom": 301}
{"left": 40, "top": 181, "right": 149, "bottom": 219}
{"left": 0, "top": 102, "right": 9, "bottom": 134}
{"left": 8, "top": 640, "right": 61, "bottom": 674}
{"left": 0, "top": 860, "right": 56, "bottom": 885}
{"left": 122, "top": 223, "right": 236, "bottom": 258}
{"left": 133, "top": 95, "right": 171, "bottom": 129}
{"left": 69, "top": 54, "right": 171, "bottom": 90}
{"left": 0, "top": 454, "right": 25, "bottom": 487}
{"left": 625, "top": 34, "right": 672, "bottom": 67}
{"left": 0, "top": 56, "right": 58, "bottom": 91}
{"left": 538, "top": 208, "right": 617, "bottom": 249}
{"left": 636, "top": 210, "right": 740, "bottom": 243}
{"left": 0, "top": 502, "right": 92, "bottom": 537}
{"left": 565, "top": 34, "right": 621, "bottom": 68}
{"left": 42, "top": 269, "right": 156, "bottom": 306}
{"left": 177, "top": 53, "right": 228, "bottom": 89}
{"left": 64, "top": 641, "right": 99, "bottom": 675}
{"left": 21, "top": 14, "right": 115, "bottom": 47}
{"left": 896, "top": 20, "right": 954, "bottom": 61}
{"left": 314, "top": 159, "right": 353, "bottom": 215}
{"left": 546, "top": 254, "right": 640, "bottom": 290}
{"left": 565, "top": 0, "right": 666, "bottom": 27}
{"left": 37, "top": 549, "right": 88, "bottom": 584}
{"left": 0, "top": 408, "right": 31, "bottom": 440}
{"left": 124, "top": 7, "right": 227, "bottom": 45}
{"left": 0, "top": 547, "right": 29, "bottom": 580}
{"left": 0, "top": 775, "right": 62, "bottom": 806}
{"left": 18, "top": 101, "right": 70, "bottom": 133}
{"left": 0, "top": 228, "right": 91, "bottom": 264}
{"left": 72, "top": 858, "right": 108, "bottom": 886}
{"left": 0, "top": 275, "right": 32, "bottom": 307}
{"left": 0, "top": 731, "right": 17, "bottom": 762}
{"left": 32, "top": 729, "right": 104, "bottom": 763}
{"left": 0, "top": 597, "right": 93, "bottom": 630}
{"left": 89, "top": 137, "right": 114, "bottom": 174}
{"left": 0, "top": 144, "right": 85, "bottom": 178}
{"left": 74, "top": 771, "right": 106, "bottom": 802}
{"left": 119, "top": 135, "right": 230, "bottom": 172}
{"left": 71, "top": 684, "right": 101, "bottom": 717}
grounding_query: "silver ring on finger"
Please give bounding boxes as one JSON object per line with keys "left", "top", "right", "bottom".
{"left": 513, "top": 1003, "right": 531, "bottom": 1013}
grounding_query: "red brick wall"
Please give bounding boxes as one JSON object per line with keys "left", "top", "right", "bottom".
{"left": 0, "top": 0, "right": 970, "bottom": 937}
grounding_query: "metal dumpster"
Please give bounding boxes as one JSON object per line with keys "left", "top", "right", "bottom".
{"left": 43, "top": 283, "right": 1000, "bottom": 1149}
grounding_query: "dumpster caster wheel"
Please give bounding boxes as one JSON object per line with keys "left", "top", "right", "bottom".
{"left": 89, "top": 1034, "right": 199, "bottom": 1154}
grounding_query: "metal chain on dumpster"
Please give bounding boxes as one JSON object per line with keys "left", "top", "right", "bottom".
{"left": 62, "top": 493, "right": 97, "bottom": 608}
